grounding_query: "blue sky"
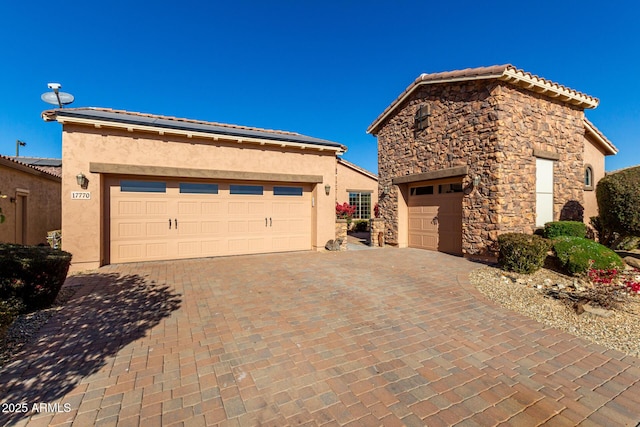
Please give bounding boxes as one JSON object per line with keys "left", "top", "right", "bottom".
{"left": 1, "top": 0, "right": 638, "bottom": 174}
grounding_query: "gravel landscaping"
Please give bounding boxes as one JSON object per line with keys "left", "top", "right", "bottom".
{"left": 470, "top": 263, "right": 640, "bottom": 358}
{"left": 0, "top": 285, "right": 79, "bottom": 367}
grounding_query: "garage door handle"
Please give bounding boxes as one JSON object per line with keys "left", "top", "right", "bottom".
{"left": 265, "top": 217, "right": 268, "bottom": 227}
{"left": 169, "top": 219, "right": 172, "bottom": 229}
{"left": 270, "top": 217, "right": 272, "bottom": 227}
{"left": 175, "top": 218, "right": 178, "bottom": 229}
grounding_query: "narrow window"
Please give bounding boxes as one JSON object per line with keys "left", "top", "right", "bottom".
{"left": 584, "top": 166, "right": 593, "bottom": 189}
{"left": 410, "top": 186, "right": 434, "bottom": 196}
{"left": 414, "top": 104, "right": 430, "bottom": 131}
{"left": 274, "top": 186, "right": 303, "bottom": 196}
{"left": 536, "top": 158, "right": 554, "bottom": 227}
{"left": 180, "top": 183, "right": 218, "bottom": 194}
{"left": 120, "top": 180, "right": 166, "bottom": 193}
{"left": 230, "top": 185, "right": 263, "bottom": 195}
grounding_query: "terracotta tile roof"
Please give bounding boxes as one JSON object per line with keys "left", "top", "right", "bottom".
{"left": 367, "top": 64, "right": 600, "bottom": 135}
{"left": 0, "top": 154, "right": 61, "bottom": 181}
{"left": 584, "top": 118, "right": 618, "bottom": 155}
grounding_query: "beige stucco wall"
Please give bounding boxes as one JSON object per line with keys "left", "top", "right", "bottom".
{"left": 61, "top": 125, "right": 338, "bottom": 271}
{"left": 583, "top": 136, "right": 607, "bottom": 222}
{"left": 0, "top": 162, "right": 61, "bottom": 245}
{"left": 335, "top": 161, "right": 378, "bottom": 218}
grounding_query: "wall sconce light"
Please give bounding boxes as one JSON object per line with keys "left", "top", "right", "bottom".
{"left": 76, "top": 172, "right": 88, "bottom": 189}
{"left": 472, "top": 175, "right": 481, "bottom": 187}
{"left": 9, "top": 197, "right": 16, "bottom": 204}
{"left": 383, "top": 185, "right": 390, "bottom": 194}
{"left": 324, "top": 184, "right": 331, "bottom": 196}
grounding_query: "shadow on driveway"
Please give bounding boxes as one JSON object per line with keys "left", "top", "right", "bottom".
{"left": 0, "top": 273, "right": 181, "bottom": 426}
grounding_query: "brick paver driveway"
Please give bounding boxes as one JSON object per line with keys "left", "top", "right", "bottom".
{"left": 2, "top": 249, "right": 640, "bottom": 426}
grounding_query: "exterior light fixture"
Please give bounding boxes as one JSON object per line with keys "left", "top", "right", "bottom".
{"left": 472, "top": 175, "right": 481, "bottom": 187}
{"left": 383, "top": 185, "right": 390, "bottom": 194}
{"left": 324, "top": 184, "right": 331, "bottom": 196}
{"left": 76, "top": 172, "right": 88, "bottom": 189}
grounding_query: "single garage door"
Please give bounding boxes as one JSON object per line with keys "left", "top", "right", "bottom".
{"left": 108, "top": 177, "right": 312, "bottom": 263}
{"left": 408, "top": 181, "right": 463, "bottom": 255}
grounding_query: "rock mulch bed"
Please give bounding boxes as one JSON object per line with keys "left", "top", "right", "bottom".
{"left": 0, "top": 285, "right": 80, "bottom": 367}
{"left": 470, "top": 265, "right": 640, "bottom": 358}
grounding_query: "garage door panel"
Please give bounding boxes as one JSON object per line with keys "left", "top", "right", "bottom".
{"left": 146, "top": 201, "right": 168, "bottom": 215}
{"left": 228, "top": 202, "right": 247, "bottom": 215}
{"left": 178, "top": 221, "right": 199, "bottom": 235}
{"left": 117, "top": 201, "right": 143, "bottom": 215}
{"left": 201, "top": 221, "right": 222, "bottom": 234}
{"left": 202, "top": 202, "right": 222, "bottom": 215}
{"left": 146, "top": 222, "right": 169, "bottom": 236}
{"left": 178, "top": 241, "right": 200, "bottom": 256}
{"left": 201, "top": 240, "right": 223, "bottom": 255}
{"left": 116, "top": 222, "right": 143, "bottom": 237}
{"left": 177, "top": 202, "right": 198, "bottom": 215}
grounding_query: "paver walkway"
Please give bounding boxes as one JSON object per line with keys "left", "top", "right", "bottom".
{"left": 1, "top": 249, "right": 639, "bottom": 426}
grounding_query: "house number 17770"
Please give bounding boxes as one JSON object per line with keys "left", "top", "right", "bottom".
{"left": 71, "top": 192, "right": 91, "bottom": 200}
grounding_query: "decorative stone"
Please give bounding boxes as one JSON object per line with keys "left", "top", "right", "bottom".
{"left": 325, "top": 239, "right": 344, "bottom": 251}
{"left": 624, "top": 256, "right": 640, "bottom": 269}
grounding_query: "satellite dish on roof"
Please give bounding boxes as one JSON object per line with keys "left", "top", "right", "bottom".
{"left": 41, "top": 82, "right": 74, "bottom": 108}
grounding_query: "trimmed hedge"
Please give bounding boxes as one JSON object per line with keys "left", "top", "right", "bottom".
{"left": 596, "top": 166, "right": 640, "bottom": 243}
{"left": 543, "top": 221, "right": 586, "bottom": 239}
{"left": 0, "top": 244, "right": 72, "bottom": 312}
{"left": 498, "top": 233, "right": 551, "bottom": 274}
{"left": 552, "top": 236, "right": 623, "bottom": 275}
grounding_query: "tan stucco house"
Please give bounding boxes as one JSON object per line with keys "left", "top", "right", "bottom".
{"left": 0, "top": 155, "right": 61, "bottom": 245}
{"left": 43, "top": 107, "right": 351, "bottom": 271}
{"left": 336, "top": 158, "right": 378, "bottom": 220}
{"left": 367, "top": 65, "right": 617, "bottom": 258}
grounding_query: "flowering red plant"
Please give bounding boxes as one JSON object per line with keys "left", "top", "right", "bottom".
{"left": 336, "top": 202, "right": 356, "bottom": 219}
{"left": 374, "top": 202, "right": 380, "bottom": 218}
{"left": 588, "top": 261, "right": 640, "bottom": 294}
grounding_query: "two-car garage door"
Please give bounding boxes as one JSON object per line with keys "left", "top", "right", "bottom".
{"left": 108, "top": 177, "right": 311, "bottom": 264}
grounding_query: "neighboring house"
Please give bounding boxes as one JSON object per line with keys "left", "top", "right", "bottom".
{"left": 43, "top": 107, "right": 347, "bottom": 271}
{"left": 9, "top": 157, "right": 62, "bottom": 177}
{"left": 336, "top": 157, "right": 378, "bottom": 220}
{"left": 0, "top": 155, "right": 61, "bottom": 245}
{"left": 367, "top": 65, "right": 617, "bottom": 258}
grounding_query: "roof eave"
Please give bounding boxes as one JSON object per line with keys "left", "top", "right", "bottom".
{"left": 584, "top": 119, "right": 618, "bottom": 156}
{"left": 367, "top": 66, "right": 599, "bottom": 135}
{"left": 43, "top": 110, "right": 347, "bottom": 154}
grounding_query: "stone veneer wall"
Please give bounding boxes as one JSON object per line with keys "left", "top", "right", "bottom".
{"left": 377, "top": 80, "right": 501, "bottom": 255}
{"left": 377, "top": 80, "right": 585, "bottom": 256}
{"left": 493, "top": 84, "right": 585, "bottom": 236}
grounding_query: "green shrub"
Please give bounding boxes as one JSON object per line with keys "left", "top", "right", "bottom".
{"left": 552, "top": 236, "right": 623, "bottom": 275}
{"left": 0, "top": 244, "right": 72, "bottom": 311}
{"left": 596, "top": 166, "right": 640, "bottom": 245}
{"left": 353, "top": 220, "right": 369, "bottom": 232}
{"left": 498, "top": 233, "right": 551, "bottom": 274}
{"left": 543, "top": 221, "right": 586, "bottom": 239}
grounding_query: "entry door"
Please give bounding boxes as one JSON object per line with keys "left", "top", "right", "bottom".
{"left": 15, "top": 195, "right": 27, "bottom": 244}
